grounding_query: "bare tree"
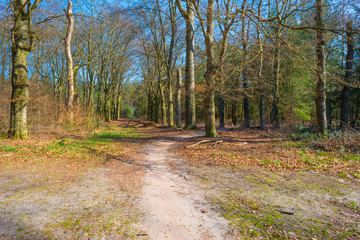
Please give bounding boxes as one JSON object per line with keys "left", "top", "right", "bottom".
{"left": 65, "top": 1, "right": 75, "bottom": 123}
{"left": 176, "top": 0, "right": 196, "bottom": 129}
{"left": 340, "top": 21, "right": 355, "bottom": 128}
{"left": 315, "top": 0, "right": 327, "bottom": 134}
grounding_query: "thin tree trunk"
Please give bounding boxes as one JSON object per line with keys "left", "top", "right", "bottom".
{"left": 219, "top": 95, "right": 225, "bottom": 128}
{"left": 272, "top": 26, "right": 280, "bottom": 129}
{"left": 326, "top": 94, "right": 332, "bottom": 129}
{"left": 315, "top": 0, "right": 327, "bottom": 134}
{"left": 340, "top": 21, "right": 354, "bottom": 128}
{"left": 96, "top": 81, "right": 103, "bottom": 119}
{"left": 257, "top": 1, "right": 266, "bottom": 130}
{"left": 155, "top": 95, "right": 160, "bottom": 123}
{"left": 116, "top": 91, "right": 121, "bottom": 120}
{"left": 160, "top": 84, "right": 166, "bottom": 125}
{"left": 231, "top": 101, "right": 237, "bottom": 125}
{"left": 242, "top": 11, "right": 250, "bottom": 128}
{"left": 176, "top": 0, "right": 196, "bottom": 129}
{"left": 351, "top": 105, "right": 359, "bottom": 128}
{"left": 1, "top": 41, "right": 5, "bottom": 83}
{"left": 167, "top": 2, "right": 176, "bottom": 127}
{"left": 104, "top": 88, "right": 111, "bottom": 122}
{"left": 176, "top": 68, "right": 182, "bottom": 127}
{"left": 65, "top": 1, "right": 75, "bottom": 123}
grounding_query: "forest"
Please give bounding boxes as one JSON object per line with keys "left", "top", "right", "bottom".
{"left": 0, "top": 0, "right": 359, "bottom": 138}
{"left": 0, "top": 0, "right": 360, "bottom": 239}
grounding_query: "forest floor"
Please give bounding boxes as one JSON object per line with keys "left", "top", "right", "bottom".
{"left": 0, "top": 119, "right": 359, "bottom": 239}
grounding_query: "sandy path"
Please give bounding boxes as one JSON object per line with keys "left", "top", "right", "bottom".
{"left": 138, "top": 136, "right": 233, "bottom": 240}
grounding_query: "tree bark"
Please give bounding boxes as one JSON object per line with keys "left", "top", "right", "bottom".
{"left": 257, "top": 0, "right": 266, "bottom": 130}
{"left": 315, "top": 0, "right": 327, "bottom": 134}
{"left": 326, "top": 93, "right": 332, "bottom": 129}
{"left": 8, "top": 0, "right": 42, "bottom": 139}
{"left": 167, "top": 1, "right": 177, "bottom": 127}
{"left": 340, "top": 21, "right": 354, "bottom": 129}
{"left": 175, "top": 68, "right": 182, "bottom": 127}
{"left": 271, "top": 25, "right": 280, "bottom": 129}
{"left": 176, "top": 0, "right": 196, "bottom": 129}
{"left": 219, "top": 95, "right": 225, "bottom": 128}
{"left": 231, "top": 101, "right": 237, "bottom": 125}
{"left": 160, "top": 84, "right": 166, "bottom": 125}
{"left": 203, "top": 0, "right": 218, "bottom": 137}
{"left": 65, "top": 1, "right": 75, "bottom": 123}
{"left": 242, "top": 9, "right": 250, "bottom": 128}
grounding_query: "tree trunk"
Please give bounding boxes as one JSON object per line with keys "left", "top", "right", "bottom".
{"left": 116, "top": 91, "right": 121, "bottom": 120}
{"left": 177, "top": 0, "right": 196, "bottom": 129}
{"left": 242, "top": 11, "right": 250, "bottom": 128}
{"left": 257, "top": 0, "right": 266, "bottom": 130}
{"left": 176, "top": 68, "right": 182, "bottom": 127}
{"left": 96, "top": 81, "right": 103, "bottom": 119}
{"left": 155, "top": 95, "right": 160, "bottom": 123}
{"left": 160, "top": 84, "right": 166, "bottom": 125}
{"left": 204, "top": 0, "right": 218, "bottom": 137}
{"left": 1, "top": 41, "right": 5, "bottom": 83}
{"left": 65, "top": 1, "right": 75, "bottom": 124}
{"left": 231, "top": 101, "right": 237, "bottom": 125}
{"left": 8, "top": 0, "right": 41, "bottom": 139}
{"left": 167, "top": 3, "right": 177, "bottom": 128}
{"left": 104, "top": 88, "right": 111, "bottom": 122}
{"left": 219, "top": 95, "right": 225, "bottom": 128}
{"left": 326, "top": 93, "right": 332, "bottom": 129}
{"left": 340, "top": 21, "right": 354, "bottom": 129}
{"left": 272, "top": 26, "right": 280, "bottom": 129}
{"left": 315, "top": 0, "right": 327, "bottom": 134}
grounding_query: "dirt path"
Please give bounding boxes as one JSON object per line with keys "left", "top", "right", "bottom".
{"left": 138, "top": 135, "right": 233, "bottom": 240}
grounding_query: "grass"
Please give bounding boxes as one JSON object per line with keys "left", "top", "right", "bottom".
{"left": 0, "top": 124, "right": 146, "bottom": 239}
{"left": 214, "top": 189, "right": 359, "bottom": 239}
{"left": 0, "top": 127, "right": 149, "bottom": 166}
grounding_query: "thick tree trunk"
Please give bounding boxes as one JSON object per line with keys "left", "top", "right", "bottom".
{"left": 340, "top": 21, "right": 354, "bottom": 129}
{"left": 184, "top": 2, "right": 196, "bottom": 129}
{"left": 177, "top": 0, "right": 196, "bottom": 129}
{"left": 8, "top": 0, "right": 40, "bottom": 139}
{"left": 9, "top": 31, "right": 30, "bottom": 139}
{"left": 315, "top": 0, "right": 327, "bottom": 134}
{"left": 175, "top": 68, "right": 182, "bottom": 127}
{"left": 65, "top": 1, "right": 75, "bottom": 123}
{"left": 204, "top": 0, "right": 218, "bottom": 137}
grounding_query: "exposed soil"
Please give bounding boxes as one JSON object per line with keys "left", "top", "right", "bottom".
{"left": 0, "top": 123, "right": 145, "bottom": 239}
{"left": 1, "top": 122, "right": 359, "bottom": 239}
{"left": 177, "top": 128, "right": 360, "bottom": 239}
{"left": 137, "top": 134, "right": 233, "bottom": 240}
